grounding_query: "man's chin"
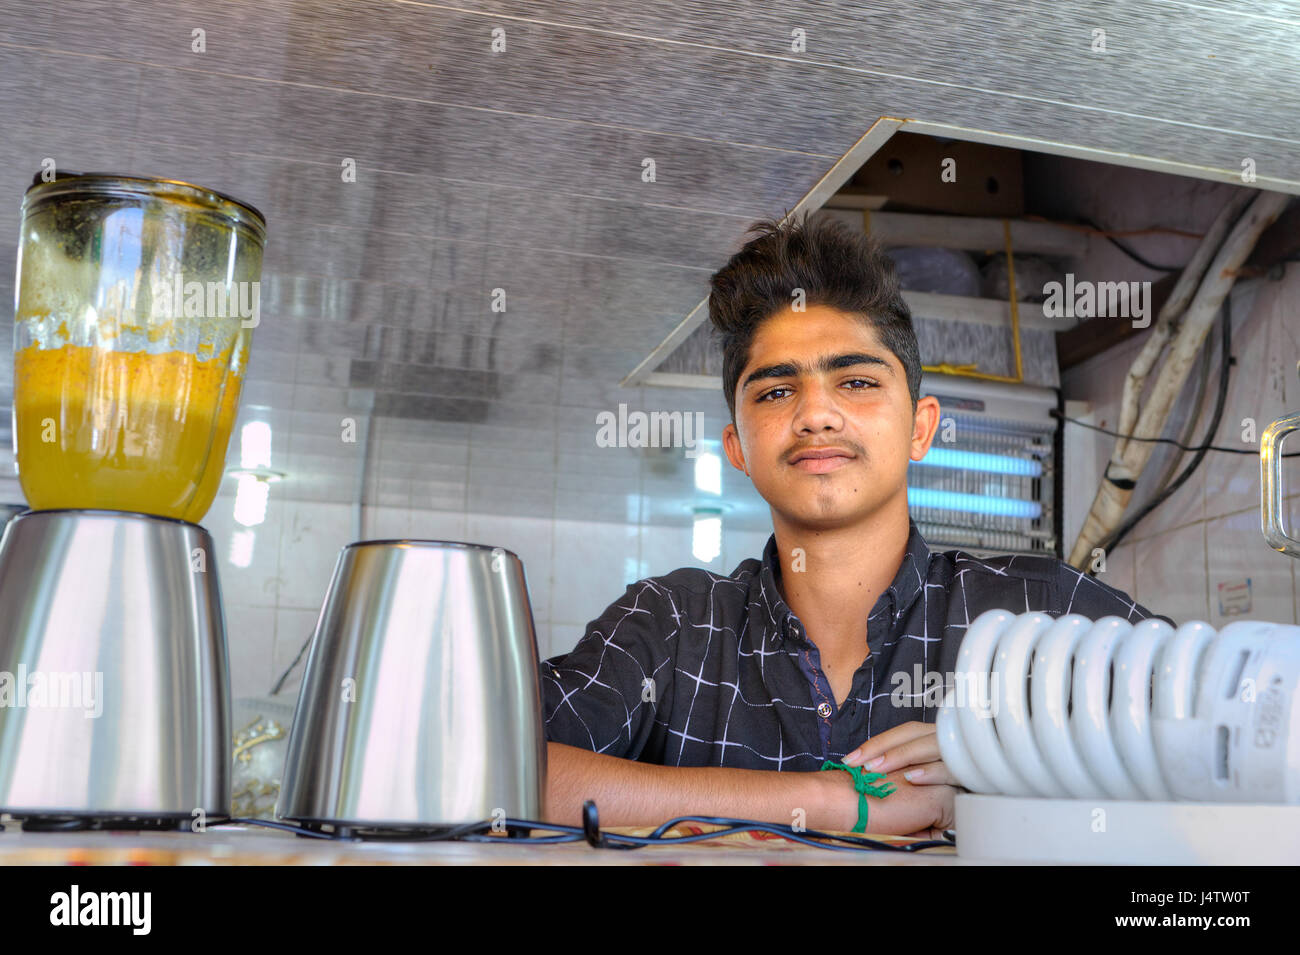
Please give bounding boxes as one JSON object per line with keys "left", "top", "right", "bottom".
{"left": 769, "top": 501, "right": 878, "bottom": 532}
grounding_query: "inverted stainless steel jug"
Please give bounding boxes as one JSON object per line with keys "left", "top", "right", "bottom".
{"left": 276, "top": 540, "right": 546, "bottom": 830}
{"left": 0, "top": 509, "right": 232, "bottom": 823}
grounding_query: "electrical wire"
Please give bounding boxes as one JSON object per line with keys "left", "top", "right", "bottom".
{"left": 1049, "top": 409, "right": 1300, "bottom": 457}
{"left": 1147, "top": 319, "right": 1213, "bottom": 498}
{"left": 1097, "top": 298, "right": 1234, "bottom": 556}
{"left": 1092, "top": 323, "right": 1215, "bottom": 554}
{"left": 190, "top": 806, "right": 956, "bottom": 854}
{"left": 1022, "top": 214, "right": 1204, "bottom": 241}
{"left": 269, "top": 635, "right": 310, "bottom": 697}
{"left": 1074, "top": 216, "right": 1185, "bottom": 272}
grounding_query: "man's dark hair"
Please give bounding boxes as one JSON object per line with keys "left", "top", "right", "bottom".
{"left": 707, "top": 212, "right": 921, "bottom": 423}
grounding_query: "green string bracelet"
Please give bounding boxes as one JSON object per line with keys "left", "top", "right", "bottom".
{"left": 819, "top": 759, "right": 896, "bottom": 833}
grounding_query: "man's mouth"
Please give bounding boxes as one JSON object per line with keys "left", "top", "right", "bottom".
{"left": 788, "top": 447, "right": 855, "bottom": 474}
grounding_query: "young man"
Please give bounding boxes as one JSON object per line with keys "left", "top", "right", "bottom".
{"left": 540, "top": 213, "right": 1170, "bottom": 836}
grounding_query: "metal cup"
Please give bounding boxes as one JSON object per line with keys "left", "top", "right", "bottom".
{"left": 276, "top": 540, "right": 546, "bottom": 830}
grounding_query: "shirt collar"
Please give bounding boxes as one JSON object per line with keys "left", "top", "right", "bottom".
{"left": 752, "top": 517, "right": 932, "bottom": 648}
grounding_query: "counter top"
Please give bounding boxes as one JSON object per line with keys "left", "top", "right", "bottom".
{"left": 0, "top": 821, "right": 961, "bottom": 866}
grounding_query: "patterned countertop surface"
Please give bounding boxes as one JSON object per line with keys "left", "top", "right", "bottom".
{"left": 0, "top": 821, "right": 962, "bottom": 866}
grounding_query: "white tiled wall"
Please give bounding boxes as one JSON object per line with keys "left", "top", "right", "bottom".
{"left": 1061, "top": 267, "right": 1300, "bottom": 628}
{"left": 203, "top": 487, "right": 774, "bottom": 705}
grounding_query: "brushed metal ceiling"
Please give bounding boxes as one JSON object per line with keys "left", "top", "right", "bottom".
{"left": 0, "top": 0, "right": 1297, "bottom": 529}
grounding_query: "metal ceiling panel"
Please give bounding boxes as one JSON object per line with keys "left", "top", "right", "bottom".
{"left": 1, "top": 0, "right": 1296, "bottom": 531}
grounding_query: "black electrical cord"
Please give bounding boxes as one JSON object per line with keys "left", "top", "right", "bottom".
{"left": 1052, "top": 409, "right": 1300, "bottom": 456}
{"left": 1076, "top": 216, "right": 1184, "bottom": 272}
{"left": 191, "top": 805, "right": 955, "bottom": 854}
{"left": 1096, "top": 297, "right": 1232, "bottom": 560}
{"left": 1050, "top": 409, "right": 1299, "bottom": 456}
{"left": 1148, "top": 321, "right": 1214, "bottom": 498}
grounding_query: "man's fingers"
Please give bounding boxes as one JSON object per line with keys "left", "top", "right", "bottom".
{"left": 842, "top": 720, "right": 934, "bottom": 767}
{"left": 882, "top": 736, "right": 942, "bottom": 774}
{"left": 899, "top": 759, "right": 958, "bottom": 786}
{"left": 844, "top": 730, "right": 940, "bottom": 772}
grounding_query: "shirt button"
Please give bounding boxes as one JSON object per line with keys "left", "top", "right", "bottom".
{"left": 817, "top": 702, "right": 832, "bottom": 718}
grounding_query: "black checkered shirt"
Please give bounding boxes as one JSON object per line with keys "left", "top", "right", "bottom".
{"left": 540, "top": 518, "right": 1171, "bottom": 770}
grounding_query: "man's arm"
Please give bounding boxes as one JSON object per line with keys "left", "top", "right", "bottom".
{"left": 544, "top": 741, "right": 955, "bottom": 835}
{"left": 1055, "top": 561, "right": 1174, "bottom": 626}
{"left": 541, "top": 579, "right": 955, "bottom": 835}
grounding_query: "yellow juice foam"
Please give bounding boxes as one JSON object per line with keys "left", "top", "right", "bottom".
{"left": 13, "top": 343, "right": 242, "bottom": 522}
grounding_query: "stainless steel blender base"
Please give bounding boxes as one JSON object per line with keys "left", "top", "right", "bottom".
{"left": 0, "top": 509, "right": 232, "bottom": 820}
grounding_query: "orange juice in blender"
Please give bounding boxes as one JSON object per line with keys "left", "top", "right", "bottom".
{"left": 12, "top": 174, "right": 266, "bottom": 523}
{"left": 13, "top": 341, "right": 244, "bottom": 521}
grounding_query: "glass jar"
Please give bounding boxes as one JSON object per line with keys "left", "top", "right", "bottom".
{"left": 12, "top": 172, "right": 266, "bottom": 522}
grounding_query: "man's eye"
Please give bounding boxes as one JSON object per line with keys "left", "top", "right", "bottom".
{"left": 846, "top": 379, "right": 878, "bottom": 389}
{"left": 758, "top": 387, "right": 790, "bottom": 402}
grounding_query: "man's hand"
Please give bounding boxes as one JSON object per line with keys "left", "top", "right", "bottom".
{"left": 817, "top": 765, "right": 955, "bottom": 837}
{"left": 840, "top": 720, "right": 961, "bottom": 787}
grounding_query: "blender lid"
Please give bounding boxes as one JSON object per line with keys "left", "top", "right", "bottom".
{"left": 24, "top": 169, "right": 266, "bottom": 230}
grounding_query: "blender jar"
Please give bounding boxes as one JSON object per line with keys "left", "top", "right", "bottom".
{"left": 12, "top": 173, "right": 266, "bottom": 522}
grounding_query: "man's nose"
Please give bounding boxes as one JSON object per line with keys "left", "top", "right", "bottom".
{"left": 793, "top": 380, "right": 843, "bottom": 433}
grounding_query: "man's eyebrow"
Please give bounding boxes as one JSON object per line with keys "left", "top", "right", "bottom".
{"left": 740, "top": 352, "right": 894, "bottom": 392}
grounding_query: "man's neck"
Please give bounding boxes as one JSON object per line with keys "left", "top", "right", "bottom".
{"left": 771, "top": 500, "right": 910, "bottom": 656}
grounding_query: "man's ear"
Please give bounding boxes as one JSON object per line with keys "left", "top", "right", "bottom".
{"left": 910, "top": 395, "right": 942, "bottom": 461}
{"left": 722, "top": 420, "right": 748, "bottom": 474}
